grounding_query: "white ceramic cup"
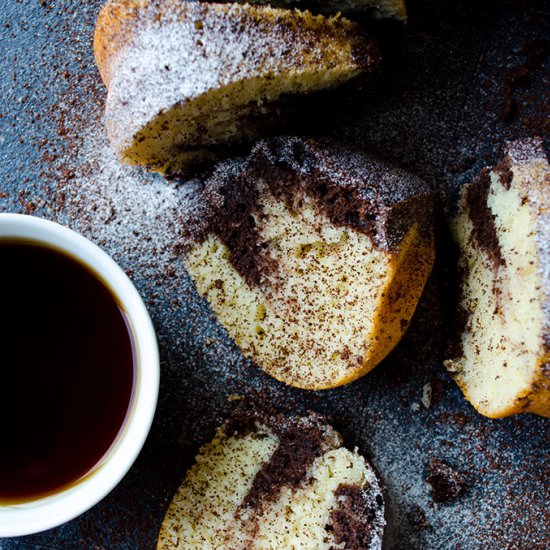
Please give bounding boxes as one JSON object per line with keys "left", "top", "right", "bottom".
{"left": 0, "top": 214, "right": 159, "bottom": 537}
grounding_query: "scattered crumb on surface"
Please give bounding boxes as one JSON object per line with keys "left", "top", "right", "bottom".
{"left": 425, "top": 457, "right": 467, "bottom": 504}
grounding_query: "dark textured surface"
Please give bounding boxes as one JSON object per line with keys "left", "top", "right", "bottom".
{"left": 0, "top": 0, "right": 549, "bottom": 548}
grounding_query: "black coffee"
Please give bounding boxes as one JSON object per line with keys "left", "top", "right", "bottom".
{"left": 0, "top": 241, "right": 135, "bottom": 503}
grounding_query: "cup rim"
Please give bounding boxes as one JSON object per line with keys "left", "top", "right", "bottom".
{"left": 0, "top": 214, "right": 159, "bottom": 537}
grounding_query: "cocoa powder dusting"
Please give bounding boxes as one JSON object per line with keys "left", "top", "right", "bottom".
{"left": 1, "top": 0, "right": 549, "bottom": 548}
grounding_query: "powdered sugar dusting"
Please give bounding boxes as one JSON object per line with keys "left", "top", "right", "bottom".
{"left": 504, "top": 136, "right": 546, "bottom": 165}
{"left": 101, "top": 1, "right": 376, "bottom": 152}
{"left": 39, "top": 98, "right": 550, "bottom": 550}
{"left": 58, "top": 122, "right": 189, "bottom": 271}
{"left": 505, "top": 138, "right": 550, "bottom": 343}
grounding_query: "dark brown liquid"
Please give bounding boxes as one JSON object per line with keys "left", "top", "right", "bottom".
{"left": 0, "top": 241, "right": 135, "bottom": 503}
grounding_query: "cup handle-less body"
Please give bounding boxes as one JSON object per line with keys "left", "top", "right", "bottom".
{"left": 0, "top": 214, "right": 159, "bottom": 537}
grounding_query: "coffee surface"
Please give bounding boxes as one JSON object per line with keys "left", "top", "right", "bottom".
{"left": 0, "top": 241, "right": 135, "bottom": 503}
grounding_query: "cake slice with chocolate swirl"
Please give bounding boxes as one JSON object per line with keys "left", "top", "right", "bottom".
{"left": 157, "top": 409, "right": 385, "bottom": 549}
{"left": 444, "top": 138, "right": 550, "bottom": 417}
{"left": 180, "top": 137, "right": 434, "bottom": 389}
{"left": 94, "top": 0, "right": 379, "bottom": 175}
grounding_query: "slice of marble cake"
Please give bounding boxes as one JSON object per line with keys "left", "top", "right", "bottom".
{"left": 94, "top": 0, "right": 380, "bottom": 175}
{"left": 158, "top": 410, "right": 385, "bottom": 549}
{"left": 445, "top": 138, "right": 550, "bottom": 418}
{"left": 180, "top": 137, "right": 435, "bottom": 389}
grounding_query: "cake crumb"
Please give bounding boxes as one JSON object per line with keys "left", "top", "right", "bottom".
{"left": 425, "top": 458, "right": 466, "bottom": 503}
{"left": 421, "top": 383, "right": 432, "bottom": 409}
{"left": 227, "top": 394, "right": 242, "bottom": 402}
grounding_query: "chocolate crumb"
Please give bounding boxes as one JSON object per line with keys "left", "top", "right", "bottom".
{"left": 223, "top": 400, "right": 274, "bottom": 438}
{"left": 493, "top": 156, "right": 513, "bottom": 190}
{"left": 425, "top": 458, "right": 466, "bottom": 503}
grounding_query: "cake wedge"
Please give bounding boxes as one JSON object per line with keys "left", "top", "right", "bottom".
{"left": 94, "top": 0, "right": 380, "bottom": 175}
{"left": 180, "top": 137, "right": 435, "bottom": 389}
{"left": 444, "top": 138, "right": 550, "bottom": 418}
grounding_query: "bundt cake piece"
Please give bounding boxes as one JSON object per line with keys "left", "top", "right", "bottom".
{"left": 444, "top": 138, "right": 550, "bottom": 418}
{"left": 94, "top": 0, "right": 380, "bottom": 175}
{"left": 157, "top": 409, "right": 385, "bottom": 549}
{"left": 180, "top": 137, "right": 435, "bottom": 389}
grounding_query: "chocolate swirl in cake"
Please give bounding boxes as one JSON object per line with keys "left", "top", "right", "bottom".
{"left": 237, "top": 414, "right": 336, "bottom": 511}
{"left": 179, "top": 136, "right": 435, "bottom": 389}
{"left": 465, "top": 168, "right": 505, "bottom": 269}
{"left": 180, "top": 136, "right": 434, "bottom": 287}
{"left": 329, "top": 484, "right": 384, "bottom": 550}
{"left": 444, "top": 137, "right": 550, "bottom": 418}
{"left": 224, "top": 404, "right": 339, "bottom": 511}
